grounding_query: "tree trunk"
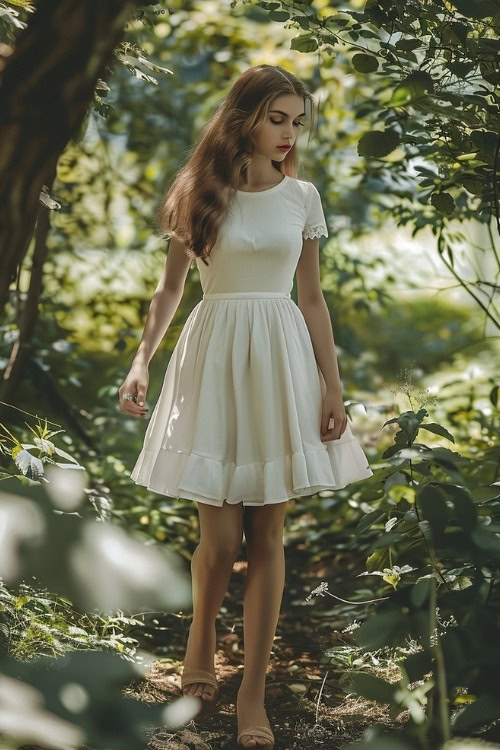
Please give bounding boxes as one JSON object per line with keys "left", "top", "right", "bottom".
{"left": 0, "top": 159, "right": 56, "bottom": 417}
{"left": 0, "top": 0, "right": 134, "bottom": 318}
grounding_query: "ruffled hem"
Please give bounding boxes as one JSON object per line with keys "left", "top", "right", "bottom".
{"left": 130, "top": 436, "right": 373, "bottom": 507}
{"left": 302, "top": 224, "right": 328, "bottom": 239}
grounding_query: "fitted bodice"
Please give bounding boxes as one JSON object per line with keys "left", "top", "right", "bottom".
{"left": 195, "top": 175, "right": 328, "bottom": 295}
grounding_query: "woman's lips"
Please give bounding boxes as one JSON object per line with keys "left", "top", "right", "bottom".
{"left": 277, "top": 145, "right": 291, "bottom": 150}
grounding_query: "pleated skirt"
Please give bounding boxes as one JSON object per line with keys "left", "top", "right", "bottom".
{"left": 130, "top": 291, "right": 373, "bottom": 506}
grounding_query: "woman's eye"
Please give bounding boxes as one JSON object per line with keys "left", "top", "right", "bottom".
{"left": 271, "top": 119, "right": 305, "bottom": 127}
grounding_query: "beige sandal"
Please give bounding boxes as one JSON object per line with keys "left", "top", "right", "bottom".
{"left": 237, "top": 724, "right": 275, "bottom": 748}
{"left": 181, "top": 666, "right": 219, "bottom": 716}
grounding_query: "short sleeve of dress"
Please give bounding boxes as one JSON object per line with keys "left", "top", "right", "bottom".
{"left": 302, "top": 182, "right": 328, "bottom": 240}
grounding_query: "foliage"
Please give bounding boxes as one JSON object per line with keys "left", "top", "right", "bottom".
{"left": 0, "top": 649, "right": 170, "bottom": 750}
{"left": 329, "top": 292, "right": 490, "bottom": 388}
{"left": 308, "top": 368, "right": 500, "bottom": 747}
{"left": 0, "top": 0, "right": 35, "bottom": 42}
{"left": 234, "top": 0, "right": 500, "bottom": 330}
{"left": 0, "top": 436, "right": 191, "bottom": 749}
{"left": 0, "top": 578, "right": 143, "bottom": 662}
{"left": 247, "top": 0, "right": 500, "bottom": 223}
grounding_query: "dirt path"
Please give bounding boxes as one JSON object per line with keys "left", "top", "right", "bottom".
{"left": 125, "top": 541, "right": 407, "bottom": 749}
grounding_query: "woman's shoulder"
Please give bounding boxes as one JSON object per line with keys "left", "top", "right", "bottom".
{"left": 285, "top": 176, "right": 315, "bottom": 203}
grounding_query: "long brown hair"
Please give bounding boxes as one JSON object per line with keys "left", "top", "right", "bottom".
{"left": 154, "top": 65, "right": 318, "bottom": 266}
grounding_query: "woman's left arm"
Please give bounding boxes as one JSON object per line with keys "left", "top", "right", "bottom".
{"left": 299, "top": 296, "right": 341, "bottom": 390}
{"left": 296, "top": 236, "right": 347, "bottom": 440}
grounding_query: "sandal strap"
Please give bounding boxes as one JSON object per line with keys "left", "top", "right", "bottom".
{"left": 237, "top": 725, "right": 274, "bottom": 743}
{"left": 181, "top": 667, "right": 218, "bottom": 688}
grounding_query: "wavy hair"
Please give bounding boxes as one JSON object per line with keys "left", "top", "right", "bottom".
{"left": 154, "top": 64, "right": 318, "bottom": 266}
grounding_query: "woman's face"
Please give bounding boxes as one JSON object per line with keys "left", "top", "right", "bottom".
{"left": 252, "top": 94, "right": 306, "bottom": 160}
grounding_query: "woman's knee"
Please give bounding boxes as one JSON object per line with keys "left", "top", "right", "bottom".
{"left": 196, "top": 499, "right": 244, "bottom": 562}
{"left": 246, "top": 531, "right": 285, "bottom": 556}
{"left": 197, "top": 535, "right": 242, "bottom": 564}
{"left": 244, "top": 502, "right": 288, "bottom": 551}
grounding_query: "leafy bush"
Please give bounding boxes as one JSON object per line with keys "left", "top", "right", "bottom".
{"left": 309, "top": 371, "right": 500, "bottom": 748}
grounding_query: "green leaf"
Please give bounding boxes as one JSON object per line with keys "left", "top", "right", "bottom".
{"left": 382, "top": 409, "right": 430, "bottom": 457}
{"left": 388, "top": 484, "right": 416, "bottom": 504}
{"left": 419, "top": 423, "right": 455, "bottom": 443}
{"left": 470, "top": 130, "right": 498, "bottom": 152}
{"left": 366, "top": 547, "right": 390, "bottom": 573}
{"left": 382, "top": 439, "right": 406, "bottom": 459}
{"left": 447, "top": 60, "right": 477, "bottom": 78}
{"left": 417, "top": 519, "right": 433, "bottom": 542}
{"left": 402, "top": 648, "right": 433, "bottom": 683}
{"left": 413, "top": 98, "right": 482, "bottom": 126}
{"left": 53, "top": 446, "right": 83, "bottom": 465}
{"left": 410, "top": 578, "right": 431, "bottom": 608}
{"left": 384, "top": 471, "right": 408, "bottom": 491}
{"left": 443, "top": 21, "right": 470, "bottom": 48}
{"left": 394, "top": 410, "right": 429, "bottom": 440}
{"left": 431, "top": 192, "right": 455, "bottom": 215}
{"left": 269, "top": 10, "right": 290, "bottom": 21}
{"left": 479, "top": 36, "right": 500, "bottom": 52}
{"left": 382, "top": 417, "right": 400, "bottom": 427}
{"left": 452, "top": 693, "right": 500, "bottom": 732}
{"left": 355, "top": 510, "right": 387, "bottom": 535}
{"left": 352, "top": 53, "right": 378, "bottom": 72}
{"left": 445, "top": 485, "right": 477, "bottom": 528}
{"left": 354, "top": 609, "right": 409, "bottom": 650}
{"left": 449, "top": 575, "right": 473, "bottom": 590}
{"left": 290, "top": 33, "right": 318, "bottom": 53}
{"left": 350, "top": 672, "right": 398, "bottom": 706}
{"left": 13, "top": 449, "right": 44, "bottom": 480}
{"left": 471, "top": 486, "right": 500, "bottom": 502}
{"left": 489, "top": 385, "right": 498, "bottom": 406}
{"left": 480, "top": 58, "right": 500, "bottom": 84}
{"left": 357, "top": 128, "right": 400, "bottom": 158}
{"left": 461, "top": 178, "right": 483, "bottom": 196}
{"left": 395, "top": 39, "right": 422, "bottom": 52}
{"left": 417, "top": 485, "right": 450, "bottom": 534}
{"left": 389, "top": 71, "right": 434, "bottom": 107}
{"left": 366, "top": 531, "right": 402, "bottom": 553}
{"left": 15, "top": 595, "right": 31, "bottom": 609}
{"left": 470, "top": 527, "right": 500, "bottom": 557}
{"left": 450, "top": 0, "right": 499, "bottom": 19}
{"left": 1, "top": 0, "right": 33, "bottom": 7}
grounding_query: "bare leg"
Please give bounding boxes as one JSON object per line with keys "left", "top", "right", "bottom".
{"left": 237, "top": 501, "right": 288, "bottom": 747}
{"left": 183, "top": 498, "right": 244, "bottom": 699}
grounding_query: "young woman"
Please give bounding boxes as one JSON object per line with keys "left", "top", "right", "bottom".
{"left": 119, "top": 64, "right": 372, "bottom": 749}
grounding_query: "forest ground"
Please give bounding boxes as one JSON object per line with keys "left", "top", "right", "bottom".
{"left": 124, "top": 536, "right": 409, "bottom": 750}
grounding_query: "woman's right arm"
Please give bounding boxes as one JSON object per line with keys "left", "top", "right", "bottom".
{"left": 118, "top": 234, "right": 192, "bottom": 417}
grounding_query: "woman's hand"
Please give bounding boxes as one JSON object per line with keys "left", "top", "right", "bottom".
{"left": 118, "top": 363, "right": 149, "bottom": 418}
{"left": 320, "top": 388, "right": 347, "bottom": 441}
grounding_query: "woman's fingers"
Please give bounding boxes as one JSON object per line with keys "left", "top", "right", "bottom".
{"left": 135, "top": 385, "right": 148, "bottom": 406}
{"left": 321, "top": 415, "right": 347, "bottom": 441}
{"left": 123, "top": 400, "right": 148, "bottom": 416}
{"left": 118, "top": 381, "right": 149, "bottom": 416}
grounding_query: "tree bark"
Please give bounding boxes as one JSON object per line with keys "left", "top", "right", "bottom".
{"left": 0, "top": 158, "right": 56, "bottom": 415}
{"left": 0, "top": 0, "right": 134, "bottom": 318}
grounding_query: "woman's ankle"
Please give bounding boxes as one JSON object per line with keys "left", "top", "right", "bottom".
{"left": 189, "top": 620, "right": 217, "bottom": 639}
{"left": 237, "top": 681, "right": 266, "bottom": 702}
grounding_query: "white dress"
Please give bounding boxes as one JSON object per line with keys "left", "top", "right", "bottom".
{"left": 130, "top": 174, "right": 373, "bottom": 506}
